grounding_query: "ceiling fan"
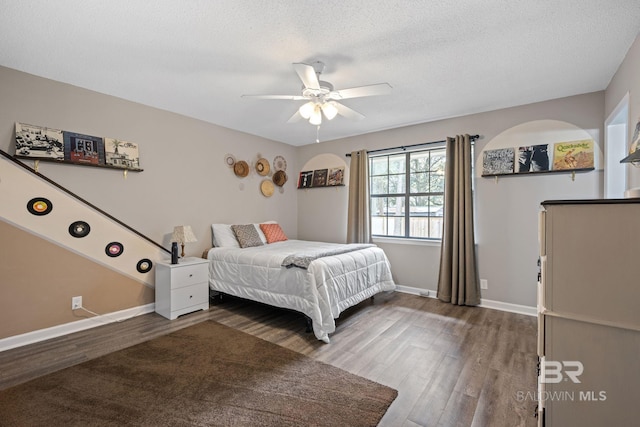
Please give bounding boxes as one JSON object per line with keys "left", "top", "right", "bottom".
{"left": 241, "top": 61, "right": 392, "bottom": 126}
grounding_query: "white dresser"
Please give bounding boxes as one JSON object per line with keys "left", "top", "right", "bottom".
{"left": 155, "top": 257, "right": 209, "bottom": 320}
{"left": 537, "top": 199, "right": 640, "bottom": 426}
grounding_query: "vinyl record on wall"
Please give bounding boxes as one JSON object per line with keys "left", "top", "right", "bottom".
{"left": 105, "top": 242, "right": 124, "bottom": 257}
{"left": 136, "top": 258, "right": 153, "bottom": 273}
{"left": 27, "top": 197, "right": 53, "bottom": 216}
{"left": 68, "top": 221, "right": 91, "bottom": 238}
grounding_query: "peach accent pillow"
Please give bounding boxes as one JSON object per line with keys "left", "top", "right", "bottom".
{"left": 259, "top": 223, "right": 288, "bottom": 243}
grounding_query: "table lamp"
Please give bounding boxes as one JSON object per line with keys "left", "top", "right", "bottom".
{"left": 172, "top": 225, "right": 197, "bottom": 257}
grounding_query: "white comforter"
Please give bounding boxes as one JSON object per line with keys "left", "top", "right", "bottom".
{"left": 206, "top": 240, "right": 396, "bottom": 343}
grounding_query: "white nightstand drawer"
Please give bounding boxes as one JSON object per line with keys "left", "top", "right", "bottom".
{"left": 170, "top": 283, "right": 208, "bottom": 310}
{"left": 155, "top": 258, "right": 210, "bottom": 320}
{"left": 170, "top": 264, "right": 208, "bottom": 289}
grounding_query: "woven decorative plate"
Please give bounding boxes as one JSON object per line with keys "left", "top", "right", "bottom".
{"left": 224, "top": 153, "right": 236, "bottom": 168}
{"left": 272, "top": 170, "right": 288, "bottom": 187}
{"left": 233, "top": 160, "right": 249, "bottom": 177}
{"left": 256, "top": 158, "right": 270, "bottom": 176}
{"left": 260, "top": 179, "right": 274, "bottom": 197}
{"left": 273, "top": 155, "right": 287, "bottom": 171}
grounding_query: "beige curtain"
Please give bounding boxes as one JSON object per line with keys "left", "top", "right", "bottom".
{"left": 346, "top": 149, "right": 371, "bottom": 243}
{"left": 437, "top": 134, "right": 480, "bottom": 305}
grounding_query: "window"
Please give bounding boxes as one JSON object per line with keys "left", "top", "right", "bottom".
{"left": 370, "top": 147, "right": 445, "bottom": 240}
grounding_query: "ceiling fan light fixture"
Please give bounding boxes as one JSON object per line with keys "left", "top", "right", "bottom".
{"left": 299, "top": 101, "right": 315, "bottom": 119}
{"left": 321, "top": 101, "right": 338, "bottom": 120}
{"left": 309, "top": 105, "right": 322, "bottom": 125}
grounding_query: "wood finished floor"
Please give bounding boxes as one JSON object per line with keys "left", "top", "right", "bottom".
{"left": 0, "top": 292, "right": 538, "bottom": 427}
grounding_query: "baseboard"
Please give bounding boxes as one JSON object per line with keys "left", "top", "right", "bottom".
{"left": 394, "top": 285, "right": 536, "bottom": 317}
{"left": 478, "top": 299, "right": 536, "bottom": 316}
{"left": 0, "top": 303, "right": 155, "bottom": 352}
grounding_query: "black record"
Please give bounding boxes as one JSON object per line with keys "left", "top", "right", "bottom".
{"left": 68, "top": 221, "right": 91, "bottom": 238}
{"left": 27, "top": 197, "right": 53, "bottom": 216}
{"left": 136, "top": 258, "right": 153, "bottom": 273}
{"left": 105, "top": 242, "right": 124, "bottom": 257}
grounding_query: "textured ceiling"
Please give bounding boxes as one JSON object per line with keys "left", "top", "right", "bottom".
{"left": 1, "top": 1, "right": 639, "bottom": 146}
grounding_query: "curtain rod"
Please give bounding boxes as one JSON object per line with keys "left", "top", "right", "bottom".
{"left": 345, "top": 134, "right": 480, "bottom": 157}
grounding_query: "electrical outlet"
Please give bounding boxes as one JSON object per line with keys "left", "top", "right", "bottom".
{"left": 419, "top": 290, "right": 430, "bottom": 297}
{"left": 480, "top": 279, "right": 488, "bottom": 290}
{"left": 72, "top": 296, "right": 82, "bottom": 310}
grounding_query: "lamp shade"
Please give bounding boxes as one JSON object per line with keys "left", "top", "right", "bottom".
{"left": 298, "top": 102, "right": 315, "bottom": 119}
{"left": 309, "top": 105, "right": 322, "bottom": 125}
{"left": 172, "top": 225, "right": 197, "bottom": 244}
{"left": 321, "top": 101, "right": 338, "bottom": 120}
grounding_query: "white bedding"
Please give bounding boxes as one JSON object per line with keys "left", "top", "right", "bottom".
{"left": 206, "top": 240, "right": 396, "bottom": 343}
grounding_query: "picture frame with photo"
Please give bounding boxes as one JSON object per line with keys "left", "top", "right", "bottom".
{"left": 13, "top": 122, "right": 143, "bottom": 172}
{"left": 552, "top": 139, "right": 594, "bottom": 170}
{"left": 482, "top": 148, "right": 515, "bottom": 176}
{"left": 14, "top": 122, "right": 65, "bottom": 161}
{"left": 517, "top": 144, "right": 550, "bottom": 173}
{"left": 298, "top": 171, "right": 314, "bottom": 188}
{"left": 104, "top": 138, "right": 141, "bottom": 170}
{"left": 63, "top": 131, "right": 105, "bottom": 165}
{"left": 312, "top": 169, "right": 328, "bottom": 187}
{"left": 327, "top": 166, "right": 345, "bottom": 186}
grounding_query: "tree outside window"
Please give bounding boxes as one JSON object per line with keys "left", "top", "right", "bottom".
{"left": 370, "top": 148, "right": 445, "bottom": 239}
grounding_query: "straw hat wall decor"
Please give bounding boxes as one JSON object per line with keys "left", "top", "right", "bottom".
{"left": 233, "top": 160, "right": 249, "bottom": 177}
{"left": 272, "top": 170, "right": 287, "bottom": 187}
{"left": 256, "top": 158, "right": 270, "bottom": 176}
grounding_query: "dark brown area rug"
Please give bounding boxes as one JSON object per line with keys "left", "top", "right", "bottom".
{"left": 0, "top": 321, "right": 397, "bottom": 426}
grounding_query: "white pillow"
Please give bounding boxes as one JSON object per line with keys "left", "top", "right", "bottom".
{"left": 211, "top": 224, "right": 240, "bottom": 248}
{"left": 254, "top": 221, "right": 277, "bottom": 244}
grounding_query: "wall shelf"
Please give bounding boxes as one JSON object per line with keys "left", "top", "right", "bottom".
{"left": 297, "top": 184, "right": 345, "bottom": 190}
{"left": 15, "top": 155, "right": 143, "bottom": 173}
{"left": 482, "top": 167, "right": 593, "bottom": 181}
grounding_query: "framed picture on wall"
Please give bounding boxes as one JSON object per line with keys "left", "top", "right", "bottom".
{"left": 517, "top": 144, "right": 550, "bottom": 173}
{"left": 298, "top": 170, "right": 313, "bottom": 188}
{"left": 327, "top": 167, "right": 345, "bottom": 186}
{"left": 14, "top": 122, "right": 65, "bottom": 161}
{"left": 552, "top": 139, "right": 594, "bottom": 170}
{"left": 104, "top": 138, "right": 141, "bottom": 170}
{"left": 312, "top": 169, "right": 328, "bottom": 187}
{"left": 482, "top": 148, "right": 515, "bottom": 175}
{"left": 63, "top": 131, "right": 105, "bottom": 166}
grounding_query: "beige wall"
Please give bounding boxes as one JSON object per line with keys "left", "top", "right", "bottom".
{"left": 0, "top": 65, "right": 298, "bottom": 340}
{"left": 0, "top": 220, "right": 154, "bottom": 339}
{"left": 605, "top": 33, "right": 640, "bottom": 189}
{"left": 296, "top": 92, "right": 605, "bottom": 307}
{"left": 0, "top": 66, "right": 299, "bottom": 258}
{"left": 2, "top": 31, "right": 639, "bottom": 337}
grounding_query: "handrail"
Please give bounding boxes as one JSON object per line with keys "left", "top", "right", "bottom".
{"left": 0, "top": 148, "right": 170, "bottom": 253}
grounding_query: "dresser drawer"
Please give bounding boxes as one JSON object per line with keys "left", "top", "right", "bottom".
{"left": 171, "top": 283, "right": 208, "bottom": 310}
{"left": 169, "top": 264, "right": 208, "bottom": 289}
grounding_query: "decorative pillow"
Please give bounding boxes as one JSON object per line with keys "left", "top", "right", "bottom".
{"left": 260, "top": 223, "right": 288, "bottom": 244}
{"left": 254, "top": 220, "right": 277, "bottom": 244}
{"left": 211, "top": 224, "right": 240, "bottom": 248}
{"left": 231, "top": 224, "right": 264, "bottom": 248}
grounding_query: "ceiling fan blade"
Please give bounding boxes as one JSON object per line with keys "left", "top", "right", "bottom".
{"left": 330, "top": 83, "right": 392, "bottom": 100}
{"left": 334, "top": 102, "right": 365, "bottom": 120}
{"left": 293, "top": 63, "right": 320, "bottom": 90}
{"left": 241, "top": 94, "right": 306, "bottom": 100}
{"left": 287, "top": 111, "right": 304, "bottom": 123}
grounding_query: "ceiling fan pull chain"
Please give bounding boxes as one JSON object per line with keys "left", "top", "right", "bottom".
{"left": 316, "top": 125, "right": 320, "bottom": 143}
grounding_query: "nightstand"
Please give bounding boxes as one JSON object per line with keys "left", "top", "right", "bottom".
{"left": 155, "top": 257, "right": 209, "bottom": 320}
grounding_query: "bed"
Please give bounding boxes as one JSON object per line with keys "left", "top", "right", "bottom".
{"left": 205, "top": 223, "right": 396, "bottom": 343}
